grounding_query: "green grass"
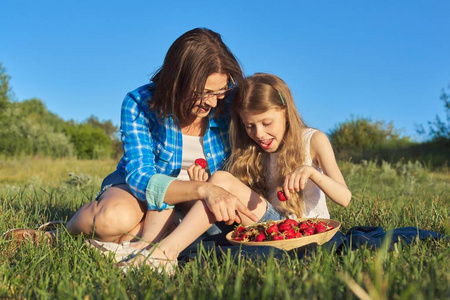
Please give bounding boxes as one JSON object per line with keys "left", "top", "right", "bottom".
{"left": 0, "top": 158, "right": 449, "bottom": 299}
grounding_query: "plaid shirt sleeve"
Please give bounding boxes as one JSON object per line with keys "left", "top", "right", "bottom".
{"left": 120, "top": 86, "right": 175, "bottom": 210}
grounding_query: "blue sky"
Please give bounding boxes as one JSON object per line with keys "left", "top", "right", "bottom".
{"left": 1, "top": 1, "right": 449, "bottom": 140}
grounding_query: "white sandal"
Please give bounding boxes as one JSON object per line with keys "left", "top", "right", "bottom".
{"left": 85, "top": 239, "right": 140, "bottom": 263}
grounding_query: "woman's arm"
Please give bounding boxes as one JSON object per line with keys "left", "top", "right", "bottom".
{"left": 164, "top": 180, "right": 259, "bottom": 224}
{"left": 120, "top": 87, "right": 161, "bottom": 203}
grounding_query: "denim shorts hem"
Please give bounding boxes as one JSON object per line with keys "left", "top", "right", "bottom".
{"left": 95, "top": 170, "right": 127, "bottom": 201}
{"left": 260, "top": 199, "right": 284, "bottom": 222}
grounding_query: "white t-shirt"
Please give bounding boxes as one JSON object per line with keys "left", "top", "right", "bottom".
{"left": 177, "top": 134, "right": 207, "bottom": 181}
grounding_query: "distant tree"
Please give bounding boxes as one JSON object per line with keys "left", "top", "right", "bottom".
{"left": 0, "top": 101, "right": 73, "bottom": 157}
{"left": 0, "top": 61, "right": 118, "bottom": 159}
{"left": 0, "top": 62, "right": 11, "bottom": 112}
{"left": 85, "top": 115, "right": 119, "bottom": 139}
{"left": 14, "top": 98, "right": 67, "bottom": 132}
{"left": 417, "top": 85, "right": 450, "bottom": 142}
{"left": 329, "top": 117, "right": 410, "bottom": 161}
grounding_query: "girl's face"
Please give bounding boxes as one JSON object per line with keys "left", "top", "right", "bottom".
{"left": 191, "top": 73, "right": 229, "bottom": 119}
{"left": 240, "top": 108, "right": 287, "bottom": 153}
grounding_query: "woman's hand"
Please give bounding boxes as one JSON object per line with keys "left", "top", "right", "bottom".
{"left": 199, "top": 183, "right": 259, "bottom": 225}
{"left": 187, "top": 164, "right": 209, "bottom": 182}
{"left": 283, "top": 165, "right": 318, "bottom": 200}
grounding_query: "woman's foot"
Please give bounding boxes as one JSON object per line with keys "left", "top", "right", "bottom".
{"left": 2, "top": 220, "right": 64, "bottom": 250}
{"left": 2, "top": 229, "right": 56, "bottom": 249}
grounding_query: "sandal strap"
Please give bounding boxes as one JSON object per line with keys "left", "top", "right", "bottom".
{"left": 38, "top": 221, "right": 65, "bottom": 231}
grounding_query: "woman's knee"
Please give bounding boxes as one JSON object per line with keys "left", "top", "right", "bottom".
{"left": 93, "top": 200, "right": 143, "bottom": 233}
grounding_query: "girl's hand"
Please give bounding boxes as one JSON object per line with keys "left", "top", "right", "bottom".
{"left": 187, "top": 164, "right": 209, "bottom": 182}
{"left": 283, "top": 165, "right": 317, "bottom": 200}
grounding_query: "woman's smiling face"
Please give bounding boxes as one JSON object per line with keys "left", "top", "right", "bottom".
{"left": 190, "top": 73, "right": 229, "bottom": 120}
{"left": 239, "top": 108, "right": 286, "bottom": 152}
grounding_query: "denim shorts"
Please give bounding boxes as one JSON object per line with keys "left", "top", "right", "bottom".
{"left": 260, "top": 199, "right": 284, "bottom": 222}
{"left": 95, "top": 170, "right": 127, "bottom": 201}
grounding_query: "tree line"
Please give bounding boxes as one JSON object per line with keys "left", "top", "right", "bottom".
{"left": 1, "top": 62, "right": 448, "bottom": 167}
{"left": 0, "top": 62, "right": 121, "bottom": 159}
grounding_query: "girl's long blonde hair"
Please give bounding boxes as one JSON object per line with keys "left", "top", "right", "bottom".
{"left": 227, "top": 73, "right": 309, "bottom": 217}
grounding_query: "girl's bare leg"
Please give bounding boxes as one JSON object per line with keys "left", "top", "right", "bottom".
{"left": 141, "top": 171, "right": 268, "bottom": 261}
{"left": 123, "top": 209, "right": 176, "bottom": 247}
{"left": 138, "top": 200, "right": 215, "bottom": 261}
{"left": 209, "top": 171, "right": 267, "bottom": 224}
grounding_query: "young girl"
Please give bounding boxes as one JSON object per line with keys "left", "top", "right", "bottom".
{"left": 201, "top": 73, "right": 352, "bottom": 223}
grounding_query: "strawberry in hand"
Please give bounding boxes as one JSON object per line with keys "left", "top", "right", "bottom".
{"left": 277, "top": 190, "right": 287, "bottom": 202}
{"left": 194, "top": 158, "right": 207, "bottom": 169}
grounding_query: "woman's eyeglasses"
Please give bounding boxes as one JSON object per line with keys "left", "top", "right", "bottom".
{"left": 194, "top": 77, "right": 236, "bottom": 100}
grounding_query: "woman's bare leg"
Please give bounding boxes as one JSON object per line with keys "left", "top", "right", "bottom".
{"left": 66, "top": 184, "right": 146, "bottom": 242}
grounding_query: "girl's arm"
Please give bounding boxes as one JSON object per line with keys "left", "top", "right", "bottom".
{"left": 283, "top": 130, "right": 351, "bottom": 207}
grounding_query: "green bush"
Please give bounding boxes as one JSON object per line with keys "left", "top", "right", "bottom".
{"left": 329, "top": 117, "right": 412, "bottom": 163}
{"left": 63, "top": 123, "right": 112, "bottom": 159}
{"left": 0, "top": 101, "right": 74, "bottom": 158}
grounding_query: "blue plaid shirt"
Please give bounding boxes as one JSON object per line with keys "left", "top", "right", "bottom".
{"left": 116, "top": 83, "right": 231, "bottom": 210}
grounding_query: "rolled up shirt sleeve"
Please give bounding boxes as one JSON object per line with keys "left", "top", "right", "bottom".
{"left": 145, "top": 174, "right": 177, "bottom": 210}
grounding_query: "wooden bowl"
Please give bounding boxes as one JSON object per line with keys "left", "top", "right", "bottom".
{"left": 225, "top": 218, "right": 341, "bottom": 251}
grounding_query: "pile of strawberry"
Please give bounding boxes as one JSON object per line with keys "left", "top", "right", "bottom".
{"left": 231, "top": 219, "right": 334, "bottom": 242}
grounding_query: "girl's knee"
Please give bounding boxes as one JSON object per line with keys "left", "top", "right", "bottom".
{"left": 210, "top": 171, "right": 236, "bottom": 190}
{"left": 210, "top": 170, "right": 232, "bottom": 182}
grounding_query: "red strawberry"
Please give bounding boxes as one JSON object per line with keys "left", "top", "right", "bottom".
{"left": 294, "top": 231, "right": 303, "bottom": 238}
{"left": 315, "top": 223, "right": 327, "bottom": 233}
{"left": 317, "top": 221, "right": 326, "bottom": 227}
{"left": 194, "top": 158, "right": 207, "bottom": 169}
{"left": 241, "top": 234, "right": 249, "bottom": 241}
{"left": 278, "top": 223, "right": 292, "bottom": 232}
{"left": 236, "top": 225, "right": 246, "bottom": 233}
{"left": 299, "top": 222, "right": 310, "bottom": 231}
{"left": 272, "top": 234, "right": 285, "bottom": 241}
{"left": 267, "top": 224, "right": 279, "bottom": 235}
{"left": 306, "top": 220, "right": 315, "bottom": 228}
{"left": 302, "top": 227, "right": 315, "bottom": 236}
{"left": 277, "top": 190, "right": 287, "bottom": 201}
{"left": 284, "top": 228, "right": 296, "bottom": 239}
{"left": 283, "top": 219, "right": 299, "bottom": 227}
{"left": 255, "top": 232, "right": 266, "bottom": 242}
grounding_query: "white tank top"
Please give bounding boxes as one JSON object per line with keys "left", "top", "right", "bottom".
{"left": 177, "top": 134, "right": 207, "bottom": 181}
{"left": 266, "top": 128, "right": 330, "bottom": 219}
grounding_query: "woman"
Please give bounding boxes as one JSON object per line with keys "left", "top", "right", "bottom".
{"left": 4, "top": 28, "right": 258, "bottom": 271}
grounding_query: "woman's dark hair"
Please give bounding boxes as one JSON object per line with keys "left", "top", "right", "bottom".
{"left": 150, "top": 28, "right": 244, "bottom": 126}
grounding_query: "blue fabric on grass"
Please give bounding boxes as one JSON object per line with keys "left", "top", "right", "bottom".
{"left": 177, "top": 225, "right": 444, "bottom": 263}
{"left": 325, "top": 226, "right": 443, "bottom": 252}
